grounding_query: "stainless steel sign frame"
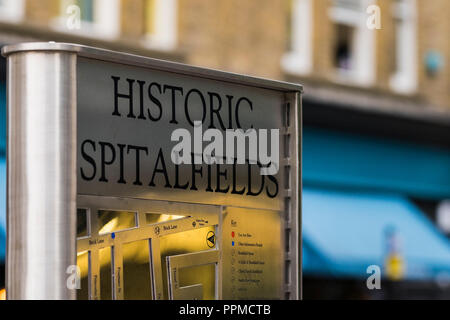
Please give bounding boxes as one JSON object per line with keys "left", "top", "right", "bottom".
{"left": 2, "top": 42, "right": 302, "bottom": 300}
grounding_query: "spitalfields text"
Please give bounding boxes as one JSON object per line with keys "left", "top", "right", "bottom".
{"left": 79, "top": 140, "right": 279, "bottom": 198}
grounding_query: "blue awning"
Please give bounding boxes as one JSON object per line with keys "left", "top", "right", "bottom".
{"left": 303, "top": 127, "right": 450, "bottom": 199}
{"left": 0, "top": 157, "right": 5, "bottom": 263}
{"left": 302, "top": 187, "right": 450, "bottom": 280}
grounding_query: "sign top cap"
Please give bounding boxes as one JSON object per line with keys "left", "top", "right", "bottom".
{"left": 2, "top": 41, "right": 303, "bottom": 93}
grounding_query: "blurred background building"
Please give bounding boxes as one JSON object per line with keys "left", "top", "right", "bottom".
{"left": 0, "top": 0, "right": 449, "bottom": 299}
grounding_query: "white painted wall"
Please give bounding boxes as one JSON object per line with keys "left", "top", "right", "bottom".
{"left": 328, "top": 0, "right": 376, "bottom": 86}
{"left": 282, "top": 0, "right": 313, "bottom": 75}
{"left": 0, "top": 0, "right": 25, "bottom": 22}
{"left": 143, "top": 0, "right": 178, "bottom": 51}
{"left": 389, "top": 0, "right": 417, "bottom": 94}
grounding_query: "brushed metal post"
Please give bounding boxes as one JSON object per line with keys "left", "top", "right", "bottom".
{"left": 6, "top": 51, "right": 77, "bottom": 299}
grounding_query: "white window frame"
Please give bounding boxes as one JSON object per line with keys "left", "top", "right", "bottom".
{"left": 329, "top": 0, "right": 376, "bottom": 86}
{"left": 389, "top": 0, "right": 417, "bottom": 94}
{"left": 282, "top": 0, "right": 313, "bottom": 75}
{"left": 53, "top": 0, "right": 120, "bottom": 39}
{"left": 142, "top": 0, "right": 178, "bottom": 51}
{"left": 0, "top": 0, "right": 25, "bottom": 23}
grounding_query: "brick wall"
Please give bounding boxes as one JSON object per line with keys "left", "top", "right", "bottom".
{"left": 20, "top": 0, "right": 449, "bottom": 109}
{"left": 375, "top": 0, "right": 395, "bottom": 91}
{"left": 25, "top": 0, "right": 60, "bottom": 25}
{"left": 178, "top": 0, "right": 287, "bottom": 79}
{"left": 417, "top": 0, "right": 450, "bottom": 108}
{"left": 120, "top": 0, "right": 145, "bottom": 40}
{"left": 312, "top": 0, "right": 333, "bottom": 79}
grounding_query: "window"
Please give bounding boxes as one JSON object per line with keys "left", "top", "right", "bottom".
{"left": 282, "top": 0, "right": 312, "bottom": 75}
{"left": 390, "top": 0, "right": 417, "bottom": 94}
{"left": 142, "top": 0, "right": 178, "bottom": 50}
{"left": 329, "top": 0, "right": 375, "bottom": 85}
{"left": 56, "top": 0, "right": 120, "bottom": 39}
{"left": 76, "top": 0, "right": 94, "bottom": 23}
{"left": 334, "top": 24, "right": 354, "bottom": 71}
{"left": 0, "top": 0, "right": 24, "bottom": 22}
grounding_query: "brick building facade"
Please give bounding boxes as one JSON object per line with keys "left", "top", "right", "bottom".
{"left": 0, "top": 0, "right": 447, "bottom": 111}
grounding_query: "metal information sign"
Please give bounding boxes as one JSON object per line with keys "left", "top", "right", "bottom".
{"left": 2, "top": 42, "right": 302, "bottom": 300}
